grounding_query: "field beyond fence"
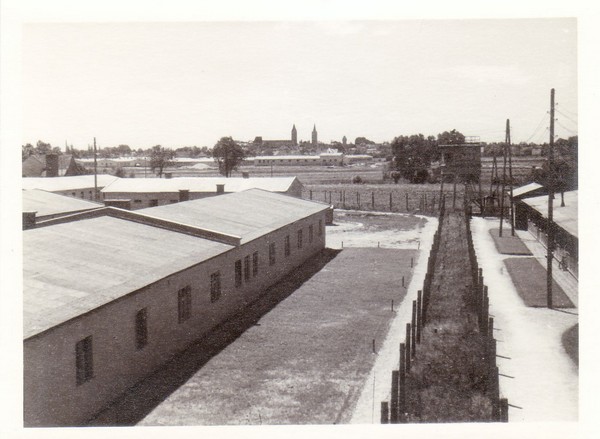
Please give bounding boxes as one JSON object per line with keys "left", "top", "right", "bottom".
{"left": 303, "top": 183, "right": 465, "bottom": 216}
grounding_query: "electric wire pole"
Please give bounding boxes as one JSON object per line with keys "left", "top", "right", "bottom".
{"left": 93, "top": 137, "right": 98, "bottom": 201}
{"left": 547, "top": 89, "right": 555, "bottom": 309}
{"left": 507, "top": 119, "right": 515, "bottom": 236}
{"left": 499, "top": 120, "right": 508, "bottom": 237}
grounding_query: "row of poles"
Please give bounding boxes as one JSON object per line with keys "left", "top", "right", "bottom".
{"left": 380, "top": 200, "right": 508, "bottom": 423}
{"left": 465, "top": 205, "right": 509, "bottom": 421}
{"left": 307, "top": 189, "right": 463, "bottom": 213}
{"left": 380, "top": 197, "right": 446, "bottom": 423}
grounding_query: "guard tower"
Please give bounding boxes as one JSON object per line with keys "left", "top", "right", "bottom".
{"left": 438, "top": 136, "right": 482, "bottom": 183}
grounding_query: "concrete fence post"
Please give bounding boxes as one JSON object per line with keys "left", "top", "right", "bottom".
{"left": 390, "top": 371, "right": 399, "bottom": 423}
{"left": 416, "top": 290, "right": 422, "bottom": 343}
{"left": 390, "top": 192, "right": 393, "bottom": 211}
{"left": 381, "top": 401, "right": 389, "bottom": 424}
{"left": 372, "top": 192, "right": 375, "bottom": 210}
{"left": 411, "top": 301, "right": 417, "bottom": 358}
{"left": 405, "top": 323, "right": 412, "bottom": 372}
{"left": 405, "top": 193, "right": 409, "bottom": 211}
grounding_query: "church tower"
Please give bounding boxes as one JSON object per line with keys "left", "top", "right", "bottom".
{"left": 342, "top": 135, "right": 347, "bottom": 146}
{"left": 312, "top": 124, "right": 318, "bottom": 146}
{"left": 291, "top": 124, "right": 297, "bottom": 146}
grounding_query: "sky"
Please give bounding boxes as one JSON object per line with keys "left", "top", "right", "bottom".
{"left": 22, "top": 18, "right": 578, "bottom": 151}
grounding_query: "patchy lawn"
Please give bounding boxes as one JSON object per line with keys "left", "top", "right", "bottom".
{"left": 489, "top": 228, "right": 532, "bottom": 255}
{"left": 504, "top": 258, "right": 573, "bottom": 308}
{"left": 137, "top": 248, "right": 418, "bottom": 425}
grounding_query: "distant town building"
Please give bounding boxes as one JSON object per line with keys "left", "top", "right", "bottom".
{"left": 292, "top": 124, "right": 298, "bottom": 146}
{"left": 23, "top": 189, "right": 329, "bottom": 426}
{"left": 342, "top": 136, "right": 347, "bottom": 146}
{"left": 312, "top": 124, "right": 318, "bottom": 146}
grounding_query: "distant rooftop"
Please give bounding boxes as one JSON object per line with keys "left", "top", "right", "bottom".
{"left": 522, "top": 190, "right": 578, "bottom": 238}
{"left": 22, "top": 189, "right": 102, "bottom": 219}
{"left": 101, "top": 176, "right": 300, "bottom": 194}
{"left": 512, "top": 182, "right": 544, "bottom": 198}
{"left": 22, "top": 175, "right": 120, "bottom": 192}
{"left": 140, "top": 188, "right": 329, "bottom": 244}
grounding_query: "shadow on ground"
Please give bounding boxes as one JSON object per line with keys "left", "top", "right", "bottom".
{"left": 561, "top": 323, "right": 578, "bottom": 366}
{"left": 88, "top": 248, "right": 342, "bottom": 426}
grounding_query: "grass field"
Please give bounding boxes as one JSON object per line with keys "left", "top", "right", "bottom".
{"left": 504, "top": 257, "right": 574, "bottom": 308}
{"left": 138, "top": 247, "right": 418, "bottom": 425}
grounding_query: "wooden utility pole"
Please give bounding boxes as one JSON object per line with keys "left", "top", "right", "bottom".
{"left": 93, "top": 137, "right": 98, "bottom": 201}
{"left": 507, "top": 119, "right": 514, "bottom": 235}
{"left": 547, "top": 89, "right": 555, "bottom": 309}
{"left": 499, "top": 120, "right": 508, "bottom": 237}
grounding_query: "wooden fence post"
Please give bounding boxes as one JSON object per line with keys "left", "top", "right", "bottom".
{"left": 357, "top": 192, "right": 360, "bottom": 209}
{"left": 405, "top": 193, "right": 409, "bottom": 211}
{"left": 309, "top": 190, "right": 312, "bottom": 200}
{"left": 389, "top": 192, "right": 393, "bottom": 211}
{"left": 372, "top": 192, "right": 375, "bottom": 210}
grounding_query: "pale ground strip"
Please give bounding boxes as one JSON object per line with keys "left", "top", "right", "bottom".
{"left": 471, "top": 217, "right": 578, "bottom": 422}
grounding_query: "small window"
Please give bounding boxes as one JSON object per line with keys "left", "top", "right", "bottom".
{"left": 269, "top": 243, "right": 276, "bottom": 266}
{"left": 252, "top": 252, "right": 259, "bottom": 277}
{"left": 135, "top": 308, "right": 148, "bottom": 350}
{"left": 149, "top": 199, "right": 158, "bottom": 207}
{"left": 235, "top": 259, "right": 242, "bottom": 287}
{"left": 134, "top": 199, "right": 142, "bottom": 203}
{"left": 210, "top": 272, "right": 221, "bottom": 302}
{"left": 80, "top": 191, "right": 84, "bottom": 199}
{"left": 72, "top": 192, "right": 76, "bottom": 197}
{"left": 89, "top": 190, "right": 93, "bottom": 199}
{"left": 244, "top": 255, "right": 251, "bottom": 281}
{"left": 318, "top": 219, "right": 323, "bottom": 236}
{"left": 297, "top": 229, "right": 303, "bottom": 249}
{"left": 76, "top": 336, "right": 94, "bottom": 385}
{"left": 178, "top": 286, "right": 192, "bottom": 323}
{"left": 309, "top": 225, "right": 314, "bottom": 243}
{"left": 284, "top": 235, "right": 291, "bottom": 257}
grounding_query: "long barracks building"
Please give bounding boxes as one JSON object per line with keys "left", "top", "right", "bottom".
{"left": 23, "top": 189, "right": 330, "bottom": 426}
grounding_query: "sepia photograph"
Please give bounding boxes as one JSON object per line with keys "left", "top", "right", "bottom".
{"left": 1, "top": 1, "right": 597, "bottom": 438}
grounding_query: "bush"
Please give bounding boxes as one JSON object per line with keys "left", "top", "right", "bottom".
{"left": 352, "top": 175, "right": 363, "bottom": 184}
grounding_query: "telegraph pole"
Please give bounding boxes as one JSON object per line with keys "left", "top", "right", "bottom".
{"left": 94, "top": 137, "right": 98, "bottom": 201}
{"left": 547, "top": 89, "right": 555, "bottom": 309}
{"left": 499, "top": 120, "right": 508, "bottom": 237}
{"left": 507, "top": 119, "right": 514, "bottom": 236}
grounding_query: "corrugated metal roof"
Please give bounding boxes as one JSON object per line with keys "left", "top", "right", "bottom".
{"left": 23, "top": 216, "right": 233, "bottom": 339}
{"left": 23, "top": 189, "right": 102, "bottom": 218}
{"left": 140, "top": 188, "right": 328, "bottom": 244}
{"left": 22, "top": 175, "right": 120, "bottom": 192}
{"left": 522, "top": 190, "right": 578, "bottom": 238}
{"left": 101, "top": 176, "right": 299, "bottom": 194}
{"left": 512, "top": 182, "right": 543, "bottom": 198}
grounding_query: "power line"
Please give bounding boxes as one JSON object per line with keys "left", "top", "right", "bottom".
{"left": 556, "top": 103, "right": 578, "bottom": 118}
{"left": 556, "top": 120, "right": 578, "bottom": 135}
{"left": 525, "top": 112, "right": 549, "bottom": 143}
{"left": 556, "top": 109, "right": 578, "bottom": 126}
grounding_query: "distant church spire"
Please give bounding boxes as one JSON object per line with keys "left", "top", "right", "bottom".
{"left": 312, "top": 124, "right": 318, "bottom": 146}
{"left": 291, "top": 124, "right": 297, "bottom": 146}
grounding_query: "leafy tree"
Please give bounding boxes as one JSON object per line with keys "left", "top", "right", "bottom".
{"left": 391, "top": 134, "right": 437, "bottom": 183}
{"left": 115, "top": 167, "right": 126, "bottom": 178}
{"left": 149, "top": 145, "right": 175, "bottom": 178}
{"left": 117, "top": 144, "right": 132, "bottom": 156}
{"left": 35, "top": 140, "right": 52, "bottom": 155}
{"left": 355, "top": 137, "right": 375, "bottom": 145}
{"left": 437, "top": 129, "right": 465, "bottom": 145}
{"left": 22, "top": 143, "right": 34, "bottom": 161}
{"left": 212, "top": 137, "right": 246, "bottom": 177}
